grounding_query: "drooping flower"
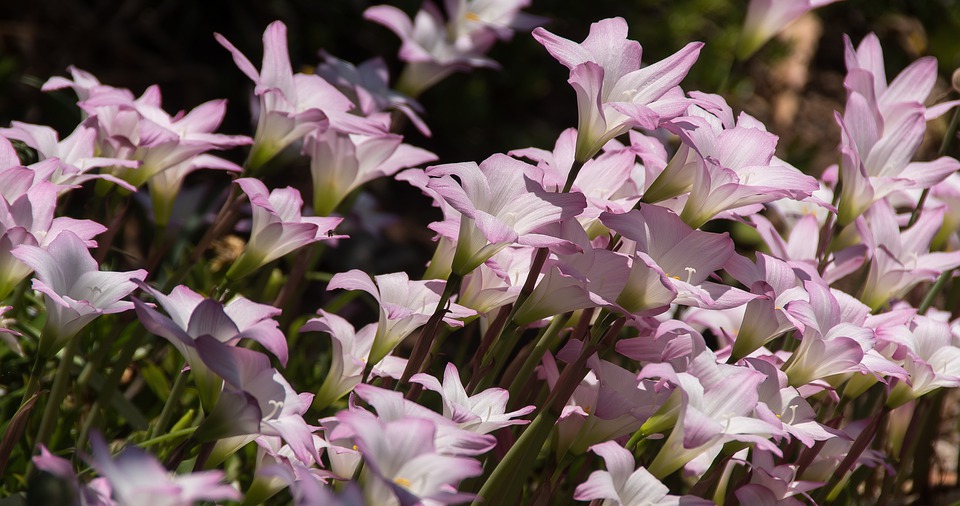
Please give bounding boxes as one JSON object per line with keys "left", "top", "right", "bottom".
{"left": 12, "top": 231, "right": 145, "bottom": 356}
{"left": 227, "top": 178, "right": 345, "bottom": 280}
{"left": 533, "top": 17, "right": 702, "bottom": 161}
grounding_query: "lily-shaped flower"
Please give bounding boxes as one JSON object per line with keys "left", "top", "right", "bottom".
{"left": 880, "top": 315, "right": 960, "bottom": 408}
{"left": 642, "top": 351, "right": 784, "bottom": 478}
{"left": 671, "top": 114, "right": 819, "bottom": 228}
{"left": 510, "top": 128, "right": 647, "bottom": 235}
{"left": 1, "top": 121, "right": 139, "bottom": 192}
{"left": 0, "top": 175, "right": 106, "bottom": 300}
{"left": 739, "top": 0, "right": 844, "bottom": 59}
{"left": 748, "top": 358, "right": 833, "bottom": 447}
{"left": 193, "top": 337, "right": 320, "bottom": 466}
{"left": 425, "top": 153, "right": 586, "bottom": 275}
{"left": 76, "top": 85, "right": 252, "bottom": 189}
{"left": 330, "top": 409, "right": 482, "bottom": 506}
{"left": 227, "top": 178, "right": 345, "bottom": 280}
{"left": 575, "top": 441, "right": 708, "bottom": 505}
{"left": 513, "top": 219, "right": 631, "bottom": 324}
{"left": 317, "top": 52, "right": 431, "bottom": 136}
{"left": 133, "top": 282, "right": 286, "bottom": 409}
{"left": 87, "top": 434, "right": 241, "bottom": 506}
{"left": 365, "top": 0, "right": 540, "bottom": 96}
{"left": 328, "top": 270, "right": 476, "bottom": 366}
{"left": 301, "top": 309, "right": 405, "bottom": 410}
{"left": 411, "top": 362, "right": 534, "bottom": 434}
{"left": 600, "top": 206, "right": 755, "bottom": 316}
{"left": 835, "top": 34, "right": 960, "bottom": 225}
{"left": 533, "top": 17, "right": 702, "bottom": 161}
{"left": 723, "top": 252, "right": 814, "bottom": 360}
{"left": 734, "top": 450, "right": 824, "bottom": 505}
{"left": 12, "top": 231, "right": 145, "bottom": 356}
{"left": 305, "top": 128, "right": 436, "bottom": 216}
{"left": 783, "top": 279, "right": 905, "bottom": 387}
{"left": 216, "top": 21, "right": 385, "bottom": 170}
{"left": 858, "top": 201, "right": 960, "bottom": 310}
{"left": 544, "top": 340, "right": 669, "bottom": 456}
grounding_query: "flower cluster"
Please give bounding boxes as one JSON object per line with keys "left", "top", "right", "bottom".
{"left": 5, "top": 2, "right": 960, "bottom": 506}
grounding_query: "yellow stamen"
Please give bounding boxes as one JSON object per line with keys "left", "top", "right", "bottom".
{"left": 394, "top": 477, "right": 412, "bottom": 488}
{"left": 465, "top": 12, "right": 481, "bottom": 21}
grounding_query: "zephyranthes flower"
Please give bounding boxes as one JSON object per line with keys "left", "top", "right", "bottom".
{"left": 13, "top": 231, "right": 146, "bottom": 356}
{"left": 533, "top": 17, "right": 702, "bottom": 161}
{"left": 227, "top": 178, "right": 345, "bottom": 281}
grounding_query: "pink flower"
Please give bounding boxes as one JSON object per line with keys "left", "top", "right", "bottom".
{"left": 12, "top": 231, "right": 145, "bottom": 356}
{"left": 193, "top": 337, "right": 320, "bottom": 465}
{"left": 411, "top": 362, "right": 534, "bottom": 434}
{"left": 533, "top": 17, "right": 702, "bottom": 161}
{"left": 331, "top": 409, "right": 482, "bottom": 505}
{"left": 227, "top": 178, "right": 345, "bottom": 281}
{"left": 425, "top": 154, "right": 586, "bottom": 275}
{"left": 305, "top": 128, "right": 436, "bottom": 216}
{"left": 134, "top": 282, "right": 286, "bottom": 408}
{"left": 365, "top": 0, "right": 541, "bottom": 96}
{"left": 88, "top": 434, "right": 241, "bottom": 506}
{"left": 739, "top": 0, "right": 843, "bottom": 59}
{"left": 575, "top": 441, "right": 697, "bottom": 505}
{"left": 328, "top": 270, "right": 476, "bottom": 366}
{"left": 216, "top": 21, "right": 385, "bottom": 170}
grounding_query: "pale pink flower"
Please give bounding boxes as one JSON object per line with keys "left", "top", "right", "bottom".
{"left": 227, "top": 178, "right": 345, "bottom": 280}
{"left": 533, "top": 17, "right": 702, "bottom": 161}
{"left": 411, "top": 362, "right": 534, "bottom": 434}
{"left": 216, "top": 21, "right": 385, "bottom": 170}
{"left": 425, "top": 154, "right": 586, "bottom": 275}
{"left": 739, "top": 0, "right": 844, "bottom": 59}
{"left": 328, "top": 270, "right": 476, "bottom": 366}
{"left": 12, "top": 231, "right": 145, "bottom": 356}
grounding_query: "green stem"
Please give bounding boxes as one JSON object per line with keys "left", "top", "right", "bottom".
{"left": 34, "top": 336, "right": 81, "bottom": 452}
{"left": 918, "top": 269, "right": 953, "bottom": 315}
{"left": 138, "top": 426, "right": 198, "bottom": 448}
{"left": 20, "top": 354, "right": 44, "bottom": 408}
{"left": 473, "top": 317, "right": 623, "bottom": 505}
{"left": 506, "top": 313, "right": 571, "bottom": 409}
{"left": 149, "top": 365, "right": 190, "bottom": 440}
{"left": 398, "top": 273, "right": 463, "bottom": 388}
